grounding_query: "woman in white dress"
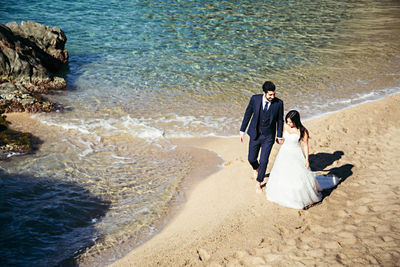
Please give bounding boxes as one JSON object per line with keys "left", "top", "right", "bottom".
{"left": 265, "top": 110, "right": 322, "bottom": 209}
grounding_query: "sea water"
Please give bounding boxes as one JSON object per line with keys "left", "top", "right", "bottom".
{"left": 1, "top": 0, "right": 400, "bottom": 266}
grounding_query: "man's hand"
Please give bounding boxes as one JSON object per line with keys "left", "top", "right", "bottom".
{"left": 240, "top": 132, "right": 245, "bottom": 143}
{"left": 276, "top": 138, "right": 284, "bottom": 145}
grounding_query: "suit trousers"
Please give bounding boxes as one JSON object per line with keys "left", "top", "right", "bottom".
{"left": 248, "top": 134, "right": 275, "bottom": 183}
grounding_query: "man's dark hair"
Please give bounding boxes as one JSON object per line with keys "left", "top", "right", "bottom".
{"left": 262, "top": 81, "right": 276, "bottom": 92}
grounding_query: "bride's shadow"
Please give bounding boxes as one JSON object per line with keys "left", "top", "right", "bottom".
{"left": 263, "top": 150, "right": 353, "bottom": 198}
{"left": 309, "top": 150, "right": 354, "bottom": 198}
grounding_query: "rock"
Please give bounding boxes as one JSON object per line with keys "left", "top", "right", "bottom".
{"left": 0, "top": 22, "right": 67, "bottom": 111}
{"left": 0, "top": 82, "right": 55, "bottom": 112}
{"left": 0, "top": 21, "right": 68, "bottom": 94}
{"left": 6, "top": 21, "right": 68, "bottom": 65}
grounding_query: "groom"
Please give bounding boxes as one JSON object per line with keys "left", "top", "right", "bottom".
{"left": 240, "top": 81, "right": 284, "bottom": 192}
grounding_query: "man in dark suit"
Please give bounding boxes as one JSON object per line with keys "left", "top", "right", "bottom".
{"left": 240, "top": 81, "right": 284, "bottom": 193}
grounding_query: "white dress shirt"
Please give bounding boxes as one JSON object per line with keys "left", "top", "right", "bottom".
{"left": 263, "top": 95, "right": 271, "bottom": 111}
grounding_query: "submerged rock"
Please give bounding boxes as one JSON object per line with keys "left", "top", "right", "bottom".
{"left": 0, "top": 111, "right": 35, "bottom": 159}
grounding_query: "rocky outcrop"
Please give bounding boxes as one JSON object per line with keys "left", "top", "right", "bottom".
{"left": 6, "top": 21, "right": 68, "bottom": 66}
{"left": 0, "top": 21, "right": 68, "bottom": 113}
{"left": 0, "top": 21, "right": 68, "bottom": 158}
{"left": 0, "top": 21, "right": 68, "bottom": 93}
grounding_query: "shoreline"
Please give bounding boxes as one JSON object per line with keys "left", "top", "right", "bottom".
{"left": 3, "top": 113, "right": 226, "bottom": 266}
{"left": 111, "top": 93, "right": 400, "bottom": 266}
{"left": 302, "top": 88, "right": 400, "bottom": 123}
{"left": 78, "top": 139, "right": 225, "bottom": 267}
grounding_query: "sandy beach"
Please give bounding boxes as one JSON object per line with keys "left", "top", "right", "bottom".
{"left": 4, "top": 93, "right": 399, "bottom": 266}
{"left": 110, "top": 93, "right": 400, "bottom": 266}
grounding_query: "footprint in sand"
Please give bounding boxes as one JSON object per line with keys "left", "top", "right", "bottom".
{"left": 239, "top": 255, "right": 266, "bottom": 265}
{"left": 309, "top": 225, "right": 326, "bottom": 234}
{"left": 233, "top": 250, "right": 249, "bottom": 259}
{"left": 335, "top": 210, "right": 349, "bottom": 218}
{"left": 251, "top": 247, "right": 271, "bottom": 256}
{"left": 355, "top": 206, "right": 369, "bottom": 215}
{"left": 225, "top": 259, "right": 240, "bottom": 267}
{"left": 337, "top": 232, "right": 358, "bottom": 245}
{"left": 223, "top": 160, "right": 232, "bottom": 166}
{"left": 322, "top": 241, "right": 341, "bottom": 250}
{"left": 344, "top": 224, "right": 357, "bottom": 232}
{"left": 374, "top": 224, "right": 391, "bottom": 233}
{"left": 197, "top": 248, "right": 210, "bottom": 262}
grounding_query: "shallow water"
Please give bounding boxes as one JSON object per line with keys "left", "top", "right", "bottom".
{"left": 1, "top": 0, "right": 400, "bottom": 265}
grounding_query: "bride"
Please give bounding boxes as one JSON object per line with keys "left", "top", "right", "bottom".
{"left": 265, "top": 110, "right": 330, "bottom": 209}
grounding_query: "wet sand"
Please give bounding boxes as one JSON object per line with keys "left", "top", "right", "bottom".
{"left": 3, "top": 112, "right": 225, "bottom": 267}
{"left": 111, "top": 93, "right": 400, "bottom": 266}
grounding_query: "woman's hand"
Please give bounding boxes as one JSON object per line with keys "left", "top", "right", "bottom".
{"left": 305, "top": 160, "right": 310, "bottom": 168}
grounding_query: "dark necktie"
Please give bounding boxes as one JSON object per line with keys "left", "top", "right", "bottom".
{"left": 264, "top": 101, "right": 269, "bottom": 113}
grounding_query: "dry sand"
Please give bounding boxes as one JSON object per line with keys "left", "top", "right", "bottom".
{"left": 111, "top": 93, "right": 400, "bottom": 266}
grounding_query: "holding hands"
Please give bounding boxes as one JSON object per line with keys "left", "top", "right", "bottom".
{"left": 305, "top": 160, "right": 310, "bottom": 168}
{"left": 276, "top": 138, "right": 284, "bottom": 145}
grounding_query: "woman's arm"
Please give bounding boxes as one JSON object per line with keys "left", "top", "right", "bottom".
{"left": 301, "top": 132, "right": 310, "bottom": 168}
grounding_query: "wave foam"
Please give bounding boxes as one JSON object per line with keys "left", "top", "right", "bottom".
{"left": 33, "top": 113, "right": 239, "bottom": 141}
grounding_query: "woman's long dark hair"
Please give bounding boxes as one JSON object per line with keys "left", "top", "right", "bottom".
{"left": 285, "top": 110, "right": 309, "bottom": 142}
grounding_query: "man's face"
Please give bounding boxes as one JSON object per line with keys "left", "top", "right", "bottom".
{"left": 264, "top": 91, "right": 276, "bottom": 101}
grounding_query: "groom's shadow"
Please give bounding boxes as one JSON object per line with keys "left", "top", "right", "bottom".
{"left": 309, "top": 151, "right": 344, "bottom": 171}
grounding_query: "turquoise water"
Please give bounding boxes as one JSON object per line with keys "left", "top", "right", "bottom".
{"left": 1, "top": 0, "right": 400, "bottom": 266}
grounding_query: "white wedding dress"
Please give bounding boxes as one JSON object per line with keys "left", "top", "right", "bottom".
{"left": 265, "top": 130, "right": 326, "bottom": 209}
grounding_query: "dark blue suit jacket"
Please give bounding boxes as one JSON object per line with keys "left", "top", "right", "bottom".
{"left": 240, "top": 94, "right": 284, "bottom": 140}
